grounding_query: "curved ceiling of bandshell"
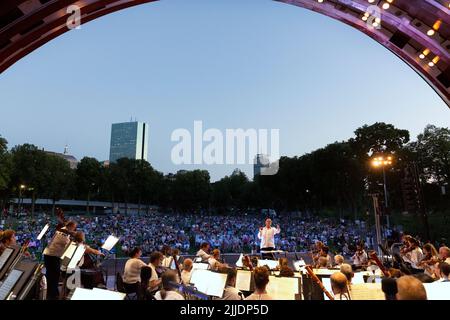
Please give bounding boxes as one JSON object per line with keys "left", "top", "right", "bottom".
{"left": 0, "top": 0, "right": 449, "bottom": 107}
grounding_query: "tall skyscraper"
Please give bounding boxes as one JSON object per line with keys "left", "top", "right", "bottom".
{"left": 109, "top": 121, "right": 148, "bottom": 163}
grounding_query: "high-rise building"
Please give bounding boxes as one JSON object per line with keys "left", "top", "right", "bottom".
{"left": 109, "top": 121, "right": 148, "bottom": 163}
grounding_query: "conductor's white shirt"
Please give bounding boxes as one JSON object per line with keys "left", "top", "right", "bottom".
{"left": 258, "top": 226, "right": 280, "bottom": 249}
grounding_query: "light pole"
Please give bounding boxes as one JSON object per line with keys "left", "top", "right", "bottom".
{"left": 18, "top": 184, "right": 26, "bottom": 214}
{"left": 371, "top": 155, "right": 393, "bottom": 229}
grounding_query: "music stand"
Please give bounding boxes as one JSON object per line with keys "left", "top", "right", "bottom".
{"left": 37, "top": 224, "right": 50, "bottom": 241}
{"left": 102, "top": 235, "right": 119, "bottom": 252}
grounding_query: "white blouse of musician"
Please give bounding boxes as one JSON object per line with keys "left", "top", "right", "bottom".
{"left": 403, "top": 247, "right": 424, "bottom": 269}
{"left": 352, "top": 251, "right": 368, "bottom": 266}
{"left": 208, "top": 257, "right": 220, "bottom": 271}
{"left": 245, "top": 292, "right": 273, "bottom": 300}
{"left": 196, "top": 249, "right": 211, "bottom": 262}
{"left": 123, "top": 258, "right": 147, "bottom": 284}
{"left": 258, "top": 226, "right": 281, "bottom": 249}
{"left": 43, "top": 229, "right": 71, "bottom": 257}
{"left": 154, "top": 290, "right": 185, "bottom": 300}
{"left": 181, "top": 270, "right": 192, "bottom": 285}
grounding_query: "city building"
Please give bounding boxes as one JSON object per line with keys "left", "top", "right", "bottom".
{"left": 253, "top": 154, "right": 270, "bottom": 179}
{"left": 44, "top": 145, "right": 79, "bottom": 169}
{"left": 109, "top": 121, "right": 148, "bottom": 163}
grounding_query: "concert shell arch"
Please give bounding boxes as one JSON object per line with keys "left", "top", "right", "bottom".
{"left": 0, "top": 0, "right": 449, "bottom": 107}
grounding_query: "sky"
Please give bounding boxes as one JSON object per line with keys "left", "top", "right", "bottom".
{"left": 0, "top": 0, "right": 449, "bottom": 181}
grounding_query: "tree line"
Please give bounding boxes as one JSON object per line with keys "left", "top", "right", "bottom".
{"left": 0, "top": 122, "right": 449, "bottom": 218}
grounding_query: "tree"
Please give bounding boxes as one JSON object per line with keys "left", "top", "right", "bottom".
{"left": 172, "top": 170, "right": 211, "bottom": 211}
{"left": 350, "top": 122, "right": 410, "bottom": 158}
{"left": 41, "top": 154, "right": 75, "bottom": 214}
{"left": 409, "top": 125, "right": 450, "bottom": 186}
{"left": 107, "top": 158, "right": 136, "bottom": 214}
{"left": 76, "top": 157, "right": 103, "bottom": 214}
{"left": 0, "top": 136, "right": 12, "bottom": 210}
{"left": 0, "top": 136, "right": 11, "bottom": 191}
{"left": 10, "top": 144, "right": 48, "bottom": 216}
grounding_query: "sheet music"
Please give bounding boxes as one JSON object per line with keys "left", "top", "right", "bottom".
{"left": 0, "top": 269, "right": 23, "bottom": 300}
{"left": 72, "top": 288, "right": 125, "bottom": 300}
{"left": 236, "top": 270, "right": 252, "bottom": 291}
{"left": 192, "top": 263, "right": 209, "bottom": 270}
{"left": 353, "top": 272, "right": 365, "bottom": 284}
{"left": 322, "top": 278, "right": 334, "bottom": 300}
{"left": 67, "top": 245, "right": 86, "bottom": 270}
{"left": 235, "top": 254, "right": 244, "bottom": 268}
{"left": 101, "top": 235, "right": 119, "bottom": 251}
{"left": 37, "top": 224, "right": 50, "bottom": 241}
{"left": 92, "top": 288, "right": 126, "bottom": 300}
{"left": 189, "top": 270, "right": 227, "bottom": 298}
{"left": 313, "top": 269, "right": 336, "bottom": 276}
{"left": 423, "top": 282, "right": 450, "bottom": 300}
{"left": 293, "top": 260, "right": 306, "bottom": 271}
{"left": 266, "top": 276, "right": 299, "bottom": 300}
{"left": 61, "top": 242, "right": 77, "bottom": 260}
{"left": 350, "top": 283, "right": 385, "bottom": 300}
{"left": 0, "top": 248, "right": 13, "bottom": 271}
{"left": 257, "top": 259, "right": 279, "bottom": 270}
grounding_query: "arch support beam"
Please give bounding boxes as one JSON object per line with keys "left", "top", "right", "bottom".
{"left": 0, "top": 0, "right": 449, "bottom": 107}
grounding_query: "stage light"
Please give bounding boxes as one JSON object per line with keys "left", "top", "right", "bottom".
{"left": 382, "top": 2, "right": 390, "bottom": 9}
{"left": 419, "top": 48, "right": 430, "bottom": 60}
{"left": 428, "top": 56, "right": 440, "bottom": 67}
{"left": 427, "top": 20, "right": 442, "bottom": 37}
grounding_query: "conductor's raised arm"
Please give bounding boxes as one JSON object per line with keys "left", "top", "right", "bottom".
{"left": 257, "top": 227, "right": 264, "bottom": 239}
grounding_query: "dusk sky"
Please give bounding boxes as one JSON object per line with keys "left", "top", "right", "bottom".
{"left": 0, "top": 0, "right": 449, "bottom": 181}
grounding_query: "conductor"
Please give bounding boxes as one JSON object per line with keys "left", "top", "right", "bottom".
{"left": 258, "top": 218, "right": 281, "bottom": 260}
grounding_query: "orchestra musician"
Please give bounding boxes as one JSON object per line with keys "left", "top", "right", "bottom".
{"left": 181, "top": 258, "right": 193, "bottom": 285}
{"left": 154, "top": 270, "right": 184, "bottom": 300}
{"left": 352, "top": 244, "right": 368, "bottom": 270}
{"left": 123, "top": 247, "right": 147, "bottom": 292}
{"left": 401, "top": 237, "right": 424, "bottom": 273}
{"left": 245, "top": 266, "right": 273, "bottom": 300}
{"left": 399, "top": 235, "right": 413, "bottom": 255}
{"left": 148, "top": 251, "right": 164, "bottom": 293}
{"left": 257, "top": 218, "right": 280, "bottom": 260}
{"left": 438, "top": 246, "right": 450, "bottom": 264}
{"left": 310, "top": 241, "right": 324, "bottom": 266}
{"left": 419, "top": 243, "right": 440, "bottom": 277}
{"left": 196, "top": 242, "right": 211, "bottom": 263}
{"left": 43, "top": 220, "right": 77, "bottom": 300}
{"left": 317, "top": 256, "right": 329, "bottom": 269}
{"left": 161, "top": 245, "right": 173, "bottom": 268}
{"left": 437, "top": 262, "right": 450, "bottom": 282}
{"left": 0, "top": 229, "right": 16, "bottom": 256}
{"left": 334, "top": 255, "right": 345, "bottom": 268}
{"left": 330, "top": 272, "right": 351, "bottom": 300}
{"left": 320, "top": 246, "right": 333, "bottom": 268}
{"left": 208, "top": 249, "right": 227, "bottom": 271}
{"left": 340, "top": 264, "right": 354, "bottom": 286}
{"left": 215, "top": 268, "right": 243, "bottom": 300}
{"left": 278, "top": 258, "right": 294, "bottom": 277}
{"left": 73, "top": 231, "right": 106, "bottom": 288}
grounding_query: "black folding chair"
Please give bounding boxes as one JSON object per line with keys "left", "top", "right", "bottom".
{"left": 116, "top": 273, "right": 139, "bottom": 300}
